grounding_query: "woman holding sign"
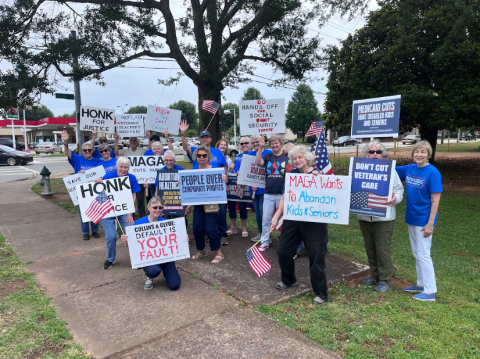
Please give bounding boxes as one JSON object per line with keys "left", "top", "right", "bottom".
{"left": 120, "top": 197, "right": 181, "bottom": 291}
{"left": 270, "top": 145, "right": 329, "bottom": 305}
{"left": 98, "top": 143, "right": 117, "bottom": 174}
{"left": 396, "top": 141, "right": 442, "bottom": 302}
{"left": 358, "top": 140, "right": 404, "bottom": 293}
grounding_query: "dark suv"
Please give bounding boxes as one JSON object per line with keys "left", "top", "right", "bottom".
{"left": 0, "top": 138, "right": 25, "bottom": 150}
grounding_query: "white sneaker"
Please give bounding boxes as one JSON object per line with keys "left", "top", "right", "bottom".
{"left": 259, "top": 244, "right": 269, "bottom": 252}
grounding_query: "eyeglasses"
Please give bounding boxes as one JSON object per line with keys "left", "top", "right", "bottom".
{"left": 83, "top": 149, "right": 93, "bottom": 152}
{"left": 240, "top": 142, "right": 249, "bottom": 145}
{"left": 197, "top": 154, "right": 208, "bottom": 158}
{"left": 368, "top": 150, "right": 382, "bottom": 154}
{"left": 100, "top": 149, "right": 110, "bottom": 153}
{"left": 151, "top": 206, "right": 164, "bottom": 210}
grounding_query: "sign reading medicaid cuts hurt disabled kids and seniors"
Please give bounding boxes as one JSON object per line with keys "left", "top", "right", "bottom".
{"left": 63, "top": 166, "right": 106, "bottom": 206}
{"left": 80, "top": 106, "right": 116, "bottom": 133}
{"left": 126, "top": 217, "right": 189, "bottom": 269}
{"left": 178, "top": 168, "right": 227, "bottom": 205}
{"left": 284, "top": 173, "right": 352, "bottom": 225}
{"left": 236, "top": 154, "right": 266, "bottom": 188}
{"left": 116, "top": 114, "right": 146, "bottom": 138}
{"left": 156, "top": 169, "right": 185, "bottom": 216}
{"left": 227, "top": 174, "right": 253, "bottom": 202}
{"left": 128, "top": 156, "right": 165, "bottom": 184}
{"left": 349, "top": 158, "right": 395, "bottom": 218}
{"left": 145, "top": 105, "right": 181, "bottom": 135}
{"left": 239, "top": 99, "right": 286, "bottom": 136}
{"left": 351, "top": 95, "right": 401, "bottom": 138}
{"left": 77, "top": 177, "right": 135, "bottom": 222}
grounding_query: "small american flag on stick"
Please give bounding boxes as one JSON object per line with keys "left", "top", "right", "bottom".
{"left": 85, "top": 191, "right": 114, "bottom": 224}
{"left": 306, "top": 120, "right": 324, "bottom": 137}
{"left": 246, "top": 245, "right": 271, "bottom": 277}
{"left": 202, "top": 100, "right": 220, "bottom": 114}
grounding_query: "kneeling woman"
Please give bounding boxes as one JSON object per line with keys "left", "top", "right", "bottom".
{"left": 121, "top": 197, "right": 181, "bottom": 291}
{"left": 270, "top": 145, "right": 329, "bottom": 305}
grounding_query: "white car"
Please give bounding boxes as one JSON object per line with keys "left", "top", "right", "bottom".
{"left": 164, "top": 142, "right": 186, "bottom": 155}
{"left": 35, "top": 142, "right": 63, "bottom": 154}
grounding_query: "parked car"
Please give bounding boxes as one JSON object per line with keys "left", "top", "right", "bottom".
{"left": 68, "top": 143, "right": 78, "bottom": 154}
{"left": 0, "top": 144, "right": 33, "bottom": 166}
{"left": 459, "top": 134, "right": 475, "bottom": 141}
{"left": 34, "top": 142, "right": 63, "bottom": 154}
{"left": 0, "top": 138, "right": 26, "bottom": 151}
{"left": 29, "top": 141, "right": 40, "bottom": 150}
{"left": 165, "top": 142, "right": 186, "bottom": 155}
{"left": 401, "top": 135, "right": 421, "bottom": 145}
{"left": 332, "top": 136, "right": 359, "bottom": 147}
{"left": 227, "top": 144, "right": 239, "bottom": 157}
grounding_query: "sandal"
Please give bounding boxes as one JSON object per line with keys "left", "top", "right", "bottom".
{"left": 226, "top": 230, "right": 238, "bottom": 235}
{"left": 374, "top": 283, "right": 391, "bottom": 293}
{"left": 242, "top": 231, "right": 249, "bottom": 238}
{"left": 211, "top": 254, "right": 224, "bottom": 264}
{"left": 191, "top": 251, "right": 207, "bottom": 260}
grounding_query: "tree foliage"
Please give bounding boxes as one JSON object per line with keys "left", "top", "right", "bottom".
{"left": 324, "top": 0, "right": 480, "bottom": 160}
{"left": 169, "top": 100, "right": 198, "bottom": 132}
{"left": 126, "top": 105, "right": 147, "bottom": 114}
{"left": 25, "top": 104, "right": 54, "bottom": 121}
{"left": 286, "top": 84, "right": 320, "bottom": 140}
{"left": 59, "top": 110, "right": 76, "bottom": 118}
{"left": 241, "top": 87, "right": 264, "bottom": 101}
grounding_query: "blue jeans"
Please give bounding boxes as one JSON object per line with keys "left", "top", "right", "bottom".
{"left": 100, "top": 215, "right": 127, "bottom": 263}
{"left": 79, "top": 207, "right": 98, "bottom": 235}
{"left": 228, "top": 201, "right": 248, "bottom": 219}
{"left": 193, "top": 206, "right": 220, "bottom": 251}
{"left": 252, "top": 194, "right": 264, "bottom": 233}
{"left": 217, "top": 204, "right": 228, "bottom": 238}
{"left": 143, "top": 261, "right": 181, "bottom": 290}
{"left": 262, "top": 194, "right": 283, "bottom": 245}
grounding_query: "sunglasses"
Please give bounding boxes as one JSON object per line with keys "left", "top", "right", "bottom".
{"left": 100, "top": 149, "right": 110, "bottom": 153}
{"left": 197, "top": 154, "right": 208, "bottom": 158}
{"left": 151, "top": 206, "right": 164, "bottom": 210}
{"left": 83, "top": 149, "right": 93, "bottom": 152}
{"left": 368, "top": 150, "right": 382, "bottom": 154}
{"left": 240, "top": 142, "right": 250, "bottom": 145}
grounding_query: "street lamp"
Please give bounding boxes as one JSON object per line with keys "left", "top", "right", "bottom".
{"left": 117, "top": 104, "right": 128, "bottom": 114}
{"left": 224, "top": 109, "right": 237, "bottom": 142}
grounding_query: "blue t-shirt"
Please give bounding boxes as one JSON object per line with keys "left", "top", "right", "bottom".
{"left": 68, "top": 153, "right": 102, "bottom": 174}
{"left": 134, "top": 215, "right": 166, "bottom": 225}
{"left": 102, "top": 172, "right": 141, "bottom": 194}
{"left": 261, "top": 151, "right": 293, "bottom": 195}
{"left": 246, "top": 149, "right": 272, "bottom": 195}
{"left": 396, "top": 164, "right": 443, "bottom": 227}
{"left": 93, "top": 148, "right": 116, "bottom": 159}
{"left": 101, "top": 158, "right": 118, "bottom": 174}
{"left": 144, "top": 149, "right": 154, "bottom": 156}
{"left": 190, "top": 146, "right": 227, "bottom": 169}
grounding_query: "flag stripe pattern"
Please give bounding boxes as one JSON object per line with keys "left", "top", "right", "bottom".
{"left": 246, "top": 246, "right": 271, "bottom": 277}
{"left": 310, "top": 131, "right": 333, "bottom": 175}
{"left": 85, "top": 191, "right": 114, "bottom": 224}
{"left": 350, "top": 191, "right": 388, "bottom": 210}
{"left": 306, "top": 120, "right": 324, "bottom": 137}
{"left": 202, "top": 100, "right": 220, "bottom": 114}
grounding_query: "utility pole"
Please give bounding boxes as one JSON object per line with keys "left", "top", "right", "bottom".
{"left": 71, "top": 30, "right": 83, "bottom": 150}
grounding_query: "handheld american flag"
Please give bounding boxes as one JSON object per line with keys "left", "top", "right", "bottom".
{"left": 202, "top": 100, "right": 220, "bottom": 114}
{"left": 306, "top": 120, "right": 324, "bottom": 137}
{"left": 310, "top": 132, "right": 333, "bottom": 175}
{"left": 85, "top": 191, "right": 114, "bottom": 224}
{"left": 350, "top": 191, "right": 388, "bottom": 210}
{"left": 246, "top": 245, "right": 271, "bottom": 277}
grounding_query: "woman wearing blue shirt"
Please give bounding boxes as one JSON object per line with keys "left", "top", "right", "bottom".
{"left": 396, "top": 140, "right": 442, "bottom": 302}
{"left": 98, "top": 143, "right": 117, "bottom": 174}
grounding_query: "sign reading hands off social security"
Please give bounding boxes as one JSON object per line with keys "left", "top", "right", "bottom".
{"left": 239, "top": 99, "right": 285, "bottom": 136}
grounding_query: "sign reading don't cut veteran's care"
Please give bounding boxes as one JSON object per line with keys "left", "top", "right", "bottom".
{"left": 80, "top": 106, "right": 116, "bottom": 133}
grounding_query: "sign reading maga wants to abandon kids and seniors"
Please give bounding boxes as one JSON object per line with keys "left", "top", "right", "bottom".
{"left": 236, "top": 154, "right": 266, "bottom": 188}
{"left": 284, "top": 173, "right": 352, "bottom": 225}
{"left": 77, "top": 177, "right": 135, "bottom": 222}
{"left": 156, "top": 169, "right": 185, "bottom": 216}
{"left": 80, "top": 106, "right": 116, "bottom": 133}
{"left": 116, "top": 114, "right": 146, "bottom": 137}
{"left": 63, "top": 166, "right": 106, "bottom": 206}
{"left": 145, "top": 105, "right": 181, "bottom": 135}
{"left": 128, "top": 156, "right": 165, "bottom": 184}
{"left": 239, "top": 99, "right": 285, "bottom": 136}
{"left": 126, "top": 217, "right": 189, "bottom": 269}
{"left": 349, "top": 158, "right": 395, "bottom": 218}
{"left": 178, "top": 168, "right": 227, "bottom": 205}
{"left": 351, "top": 95, "right": 401, "bottom": 138}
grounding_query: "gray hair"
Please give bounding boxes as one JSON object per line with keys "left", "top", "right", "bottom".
{"left": 151, "top": 141, "right": 163, "bottom": 149}
{"left": 163, "top": 150, "right": 176, "bottom": 161}
{"left": 283, "top": 142, "right": 295, "bottom": 154}
{"left": 411, "top": 140, "right": 432, "bottom": 159}
{"left": 268, "top": 134, "right": 283, "bottom": 145}
{"left": 192, "top": 145, "right": 213, "bottom": 161}
{"left": 288, "top": 145, "right": 315, "bottom": 167}
{"left": 98, "top": 143, "right": 110, "bottom": 152}
{"left": 148, "top": 196, "right": 165, "bottom": 208}
{"left": 116, "top": 156, "right": 130, "bottom": 167}
{"left": 82, "top": 142, "right": 93, "bottom": 150}
{"left": 251, "top": 135, "right": 262, "bottom": 142}
{"left": 360, "top": 140, "right": 390, "bottom": 159}
{"left": 240, "top": 136, "right": 252, "bottom": 151}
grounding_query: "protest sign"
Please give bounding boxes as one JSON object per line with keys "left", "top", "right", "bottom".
{"left": 80, "top": 106, "right": 115, "bottom": 133}
{"left": 145, "top": 105, "right": 181, "bottom": 135}
{"left": 178, "top": 168, "right": 227, "bottom": 205}
{"left": 351, "top": 95, "right": 401, "bottom": 138}
{"left": 239, "top": 99, "right": 285, "bottom": 136}
{"left": 63, "top": 166, "right": 106, "bottom": 206}
{"left": 227, "top": 174, "right": 253, "bottom": 202}
{"left": 284, "top": 173, "right": 352, "bottom": 225}
{"left": 156, "top": 169, "right": 185, "bottom": 216}
{"left": 116, "top": 114, "right": 146, "bottom": 137}
{"left": 128, "top": 156, "right": 165, "bottom": 184}
{"left": 349, "top": 158, "right": 395, "bottom": 218}
{"left": 126, "top": 217, "right": 189, "bottom": 269}
{"left": 77, "top": 176, "right": 135, "bottom": 222}
{"left": 236, "top": 154, "right": 265, "bottom": 188}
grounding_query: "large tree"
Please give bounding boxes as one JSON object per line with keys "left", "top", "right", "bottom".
{"left": 286, "top": 84, "right": 320, "bottom": 140}
{"left": 0, "top": 0, "right": 366, "bottom": 142}
{"left": 323, "top": 0, "right": 480, "bottom": 161}
{"left": 241, "top": 87, "right": 265, "bottom": 101}
{"left": 169, "top": 100, "right": 198, "bottom": 132}
{"left": 126, "top": 105, "right": 147, "bottom": 114}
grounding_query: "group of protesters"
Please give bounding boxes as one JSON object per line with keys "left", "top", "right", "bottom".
{"left": 62, "top": 125, "right": 442, "bottom": 304}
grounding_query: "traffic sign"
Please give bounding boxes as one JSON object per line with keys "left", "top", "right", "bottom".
{"left": 55, "top": 93, "right": 75, "bottom": 100}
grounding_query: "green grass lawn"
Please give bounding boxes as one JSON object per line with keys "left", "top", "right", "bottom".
{"left": 434, "top": 140, "right": 480, "bottom": 153}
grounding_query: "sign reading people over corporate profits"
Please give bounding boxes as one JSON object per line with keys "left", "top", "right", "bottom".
{"left": 116, "top": 114, "right": 146, "bottom": 137}
{"left": 80, "top": 106, "right": 116, "bottom": 133}
{"left": 239, "top": 99, "right": 285, "bottom": 136}
{"left": 283, "top": 173, "right": 352, "bottom": 225}
{"left": 126, "top": 217, "right": 189, "bottom": 269}
{"left": 156, "top": 169, "right": 185, "bottom": 216}
{"left": 63, "top": 165, "right": 106, "bottom": 206}
{"left": 349, "top": 158, "right": 395, "bottom": 218}
{"left": 128, "top": 156, "right": 165, "bottom": 184}
{"left": 178, "top": 168, "right": 227, "bottom": 205}
{"left": 145, "top": 105, "right": 181, "bottom": 135}
{"left": 351, "top": 95, "right": 401, "bottom": 138}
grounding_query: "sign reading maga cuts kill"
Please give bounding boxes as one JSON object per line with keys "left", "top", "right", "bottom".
{"left": 77, "top": 177, "right": 135, "bottom": 222}
{"left": 80, "top": 106, "right": 116, "bottom": 133}
{"left": 178, "top": 168, "right": 227, "bottom": 205}
{"left": 284, "top": 173, "right": 352, "bottom": 225}
{"left": 239, "top": 99, "right": 285, "bottom": 136}
{"left": 63, "top": 166, "right": 106, "bottom": 206}
{"left": 128, "top": 156, "right": 165, "bottom": 184}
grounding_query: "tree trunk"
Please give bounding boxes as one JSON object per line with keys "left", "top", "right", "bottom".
{"left": 419, "top": 126, "right": 439, "bottom": 164}
{"left": 197, "top": 88, "right": 222, "bottom": 144}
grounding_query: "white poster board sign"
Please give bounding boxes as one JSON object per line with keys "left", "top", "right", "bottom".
{"left": 283, "top": 173, "right": 352, "bottom": 225}
{"left": 63, "top": 166, "right": 106, "bottom": 206}
{"left": 239, "top": 99, "right": 285, "bottom": 136}
{"left": 126, "top": 217, "right": 190, "bottom": 269}
{"left": 128, "top": 156, "right": 165, "bottom": 184}
{"left": 80, "top": 106, "right": 115, "bottom": 133}
{"left": 116, "top": 114, "right": 146, "bottom": 137}
{"left": 236, "top": 154, "right": 266, "bottom": 189}
{"left": 145, "top": 105, "right": 181, "bottom": 135}
{"left": 77, "top": 177, "right": 135, "bottom": 222}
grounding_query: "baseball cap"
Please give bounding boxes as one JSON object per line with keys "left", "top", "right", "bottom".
{"left": 199, "top": 131, "right": 211, "bottom": 137}
{"left": 99, "top": 136, "right": 108, "bottom": 142}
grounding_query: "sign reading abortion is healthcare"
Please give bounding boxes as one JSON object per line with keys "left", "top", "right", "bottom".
{"left": 351, "top": 95, "right": 401, "bottom": 138}
{"left": 239, "top": 99, "right": 285, "bottom": 136}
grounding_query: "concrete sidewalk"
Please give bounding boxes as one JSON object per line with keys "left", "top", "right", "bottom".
{"left": 0, "top": 178, "right": 367, "bottom": 358}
